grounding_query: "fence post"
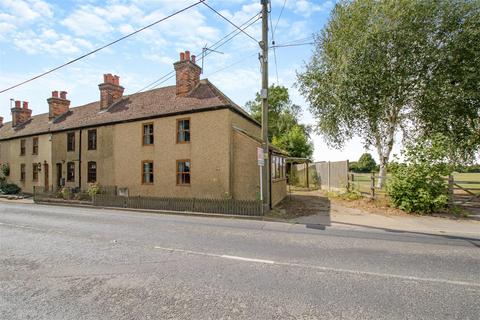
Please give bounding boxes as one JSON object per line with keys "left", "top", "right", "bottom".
{"left": 370, "top": 172, "right": 376, "bottom": 199}
{"left": 448, "top": 174, "right": 454, "bottom": 206}
{"left": 327, "top": 161, "right": 331, "bottom": 191}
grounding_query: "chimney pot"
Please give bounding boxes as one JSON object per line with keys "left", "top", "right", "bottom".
{"left": 99, "top": 73, "right": 124, "bottom": 110}
{"left": 60, "top": 91, "right": 67, "bottom": 99}
{"left": 52, "top": 91, "right": 59, "bottom": 98}
{"left": 11, "top": 100, "right": 32, "bottom": 127}
{"left": 174, "top": 50, "right": 201, "bottom": 97}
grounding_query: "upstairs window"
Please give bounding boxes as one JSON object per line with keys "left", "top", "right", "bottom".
{"left": 142, "top": 161, "right": 154, "bottom": 184}
{"left": 176, "top": 160, "right": 191, "bottom": 185}
{"left": 32, "top": 163, "right": 39, "bottom": 181}
{"left": 20, "top": 164, "right": 25, "bottom": 181}
{"left": 176, "top": 118, "right": 190, "bottom": 143}
{"left": 20, "top": 139, "right": 26, "bottom": 156}
{"left": 88, "top": 129, "right": 97, "bottom": 150}
{"left": 87, "top": 161, "right": 97, "bottom": 183}
{"left": 67, "top": 132, "right": 75, "bottom": 151}
{"left": 143, "top": 123, "right": 154, "bottom": 145}
{"left": 67, "top": 162, "right": 75, "bottom": 182}
{"left": 32, "top": 137, "right": 39, "bottom": 155}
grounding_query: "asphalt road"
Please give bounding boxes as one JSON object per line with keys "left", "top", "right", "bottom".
{"left": 1, "top": 203, "right": 479, "bottom": 320}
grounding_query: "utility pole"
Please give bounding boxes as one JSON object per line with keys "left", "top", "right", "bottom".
{"left": 260, "top": 0, "right": 270, "bottom": 213}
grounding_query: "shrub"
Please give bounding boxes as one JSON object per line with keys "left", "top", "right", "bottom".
{"left": 0, "top": 183, "right": 21, "bottom": 195}
{"left": 87, "top": 183, "right": 101, "bottom": 199}
{"left": 1, "top": 163, "right": 10, "bottom": 177}
{"left": 387, "top": 136, "right": 452, "bottom": 214}
{"left": 60, "top": 187, "right": 71, "bottom": 200}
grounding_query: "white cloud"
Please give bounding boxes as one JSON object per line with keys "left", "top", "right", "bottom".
{"left": 12, "top": 29, "right": 92, "bottom": 55}
{"left": 0, "top": 0, "right": 53, "bottom": 22}
{"left": 61, "top": 8, "right": 114, "bottom": 37}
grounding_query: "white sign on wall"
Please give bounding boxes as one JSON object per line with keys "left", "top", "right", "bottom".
{"left": 257, "top": 147, "right": 264, "bottom": 166}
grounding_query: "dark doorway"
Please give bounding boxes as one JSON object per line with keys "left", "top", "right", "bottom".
{"left": 56, "top": 163, "right": 62, "bottom": 189}
{"left": 44, "top": 163, "right": 49, "bottom": 191}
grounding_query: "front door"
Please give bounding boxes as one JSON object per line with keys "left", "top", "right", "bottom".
{"left": 44, "top": 163, "right": 49, "bottom": 191}
{"left": 56, "top": 163, "right": 62, "bottom": 189}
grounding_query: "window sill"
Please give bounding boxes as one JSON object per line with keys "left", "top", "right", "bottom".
{"left": 272, "top": 178, "right": 287, "bottom": 183}
{"left": 141, "top": 183, "right": 154, "bottom": 185}
{"left": 176, "top": 184, "right": 191, "bottom": 187}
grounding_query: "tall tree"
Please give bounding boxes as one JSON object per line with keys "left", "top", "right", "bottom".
{"left": 246, "top": 85, "right": 314, "bottom": 159}
{"left": 297, "top": 0, "right": 480, "bottom": 186}
{"left": 357, "top": 153, "right": 377, "bottom": 173}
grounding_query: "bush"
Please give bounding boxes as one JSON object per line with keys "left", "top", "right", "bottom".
{"left": 87, "top": 183, "right": 101, "bottom": 198}
{"left": 1, "top": 163, "right": 10, "bottom": 177}
{"left": 387, "top": 136, "right": 452, "bottom": 214}
{"left": 60, "top": 187, "right": 71, "bottom": 200}
{"left": 0, "top": 183, "right": 21, "bottom": 195}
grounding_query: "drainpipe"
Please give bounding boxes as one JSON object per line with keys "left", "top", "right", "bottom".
{"left": 78, "top": 129, "right": 82, "bottom": 189}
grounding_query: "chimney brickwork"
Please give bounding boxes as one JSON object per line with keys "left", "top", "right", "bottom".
{"left": 174, "top": 50, "right": 201, "bottom": 97}
{"left": 98, "top": 73, "right": 124, "bottom": 110}
{"left": 47, "top": 90, "right": 71, "bottom": 119}
{"left": 11, "top": 100, "right": 32, "bottom": 127}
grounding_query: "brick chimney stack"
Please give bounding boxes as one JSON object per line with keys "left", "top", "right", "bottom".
{"left": 0, "top": 116, "right": 3, "bottom": 127}
{"left": 174, "top": 50, "right": 201, "bottom": 97}
{"left": 98, "top": 73, "right": 124, "bottom": 110}
{"left": 47, "top": 90, "right": 71, "bottom": 119}
{"left": 11, "top": 100, "right": 32, "bottom": 127}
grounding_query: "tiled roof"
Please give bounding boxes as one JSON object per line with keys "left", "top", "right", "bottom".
{"left": 0, "top": 79, "right": 258, "bottom": 140}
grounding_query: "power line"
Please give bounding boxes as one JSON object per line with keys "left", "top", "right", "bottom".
{"left": 0, "top": 0, "right": 206, "bottom": 94}
{"left": 269, "top": 2, "right": 279, "bottom": 84}
{"left": 271, "top": 42, "right": 314, "bottom": 48}
{"left": 201, "top": 1, "right": 258, "bottom": 43}
{"left": 273, "top": 0, "right": 287, "bottom": 36}
{"left": 137, "top": 13, "right": 261, "bottom": 93}
{"left": 205, "top": 52, "right": 258, "bottom": 77}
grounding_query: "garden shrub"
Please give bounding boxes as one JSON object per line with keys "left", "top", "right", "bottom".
{"left": 60, "top": 187, "right": 71, "bottom": 200}
{"left": 87, "top": 183, "right": 101, "bottom": 199}
{"left": 387, "top": 136, "right": 452, "bottom": 214}
{"left": 0, "top": 183, "right": 21, "bottom": 195}
{"left": 1, "top": 163, "right": 10, "bottom": 177}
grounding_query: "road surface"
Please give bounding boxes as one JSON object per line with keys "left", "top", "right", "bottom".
{"left": 1, "top": 202, "right": 479, "bottom": 319}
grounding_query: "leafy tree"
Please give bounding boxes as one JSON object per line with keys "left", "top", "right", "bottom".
{"left": 387, "top": 135, "right": 453, "bottom": 214}
{"left": 246, "top": 85, "right": 314, "bottom": 159}
{"left": 357, "top": 153, "right": 377, "bottom": 173}
{"left": 272, "top": 125, "right": 313, "bottom": 159}
{"left": 297, "top": 0, "right": 480, "bottom": 186}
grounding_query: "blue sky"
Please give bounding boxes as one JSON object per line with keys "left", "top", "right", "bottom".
{"left": 0, "top": 0, "right": 399, "bottom": 162}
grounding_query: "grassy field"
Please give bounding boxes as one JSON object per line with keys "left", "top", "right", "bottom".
{"left": 350, "top": 172, "right": 480, "bottom": 195}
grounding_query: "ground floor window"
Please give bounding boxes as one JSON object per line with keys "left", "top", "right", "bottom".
{"left": 67, "top": 162, "right": 75, "bottom": 182}
{"left": 87, "top": 161, "right": 97, "bottom": 183}
{"left": 142, "top": 161, "right": 154, "bottom": 184}
{"left": 271, "top": 155, "right": 286, "bottom": 180}
{"left": 20, "top": 164, "right": 25, "bottom": 181}
{"left": 32, "top": 163, "right": 39, "bottom": 181}
{"left": 176, "top": 160, "right": 190, "bottom": 185}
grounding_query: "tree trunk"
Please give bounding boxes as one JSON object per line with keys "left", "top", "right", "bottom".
{"left": 377, "top": 156, "right": 388, "bottom": 188}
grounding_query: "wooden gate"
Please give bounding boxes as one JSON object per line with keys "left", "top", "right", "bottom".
{"left": 448, "top": 175, "right": 480, "bottom": 208}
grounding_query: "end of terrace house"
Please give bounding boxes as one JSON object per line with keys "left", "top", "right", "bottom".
{"left": 0, "top": 51, "right": 288, "bottom": 209}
